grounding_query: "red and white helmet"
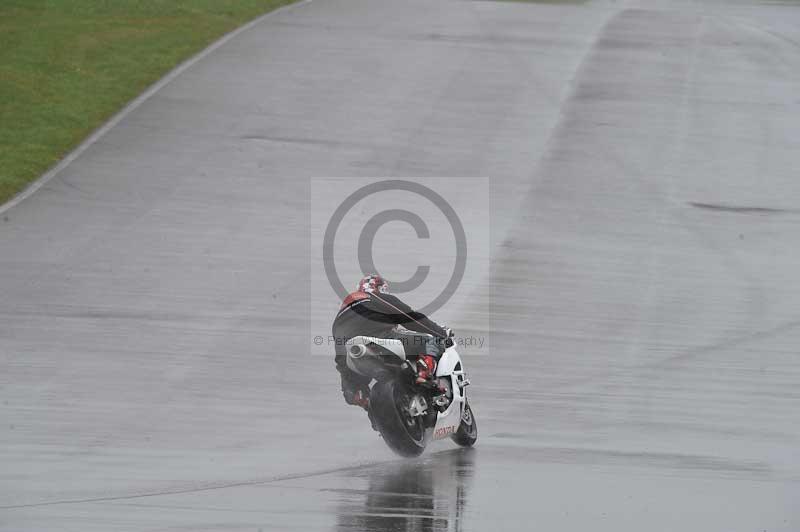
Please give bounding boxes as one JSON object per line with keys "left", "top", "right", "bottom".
{"left": 357, "top": 274, "right": 389, "bottom": 294}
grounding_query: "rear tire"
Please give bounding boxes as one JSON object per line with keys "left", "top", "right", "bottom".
{"left": 451, "top": 400, "right": 477, "bottom": 447}
{"left": 369, "top": 379, "right": 429, "bottom": 457}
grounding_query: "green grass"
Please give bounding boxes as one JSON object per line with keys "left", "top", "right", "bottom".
{"left": 0, "top": 0, "right": 296, "bottom": 206}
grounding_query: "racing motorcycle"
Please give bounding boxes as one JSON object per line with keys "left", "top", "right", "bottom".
{"left": 345, "top": 331, "right": 477, "bottom": 457}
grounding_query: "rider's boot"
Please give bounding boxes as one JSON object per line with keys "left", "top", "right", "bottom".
{"left": 415, "top": 355, "right": 437, "bottom": 385}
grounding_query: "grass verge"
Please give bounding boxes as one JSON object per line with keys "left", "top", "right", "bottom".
{"left": 0, "top": 0, "right": 297, "bottom": 206}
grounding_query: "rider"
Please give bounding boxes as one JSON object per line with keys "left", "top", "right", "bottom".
{"left": 332, "top": 274, "right": 451, "bottom": 409}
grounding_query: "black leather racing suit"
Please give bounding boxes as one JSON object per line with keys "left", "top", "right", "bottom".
{"left": 332, "top": 290, "right": 447, "bottom": 404}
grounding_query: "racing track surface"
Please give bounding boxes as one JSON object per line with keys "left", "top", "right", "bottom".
{"left": 2, "top": 0, "right": 800, "bottom": 530}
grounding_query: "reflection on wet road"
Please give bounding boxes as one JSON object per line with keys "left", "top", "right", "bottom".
{"left": 334, "top": 450, "right": 474, "bottom": 532}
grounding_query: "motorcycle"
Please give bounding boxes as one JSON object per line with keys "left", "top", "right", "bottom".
{"left": 345, "top": 331, "right": 477, "bottom": 457}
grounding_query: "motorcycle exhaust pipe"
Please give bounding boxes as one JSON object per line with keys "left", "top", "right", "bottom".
{"left": 349, "top": 344, "right": 367, "bottom": 358}
{"left": 346, "top": 342, "right": 390, "bottom": 380}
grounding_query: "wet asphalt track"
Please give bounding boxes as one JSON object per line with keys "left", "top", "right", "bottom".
{"left": 2, "top": 0, "right": 800, "bottom": 530}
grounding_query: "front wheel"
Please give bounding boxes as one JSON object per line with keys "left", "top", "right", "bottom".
{"left": 369, "top": 379, "right": 429, "bottom": 457}
{"left": 451, "top": 400, "right": 477, "bottom": 447}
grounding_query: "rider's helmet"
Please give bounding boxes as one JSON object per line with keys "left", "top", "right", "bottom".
{"left": 357, "top": 274, "right": 389, "bottom": 294}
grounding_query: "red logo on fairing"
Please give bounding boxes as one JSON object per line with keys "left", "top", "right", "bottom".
{"left": 434, "top": 426, "right": 456, "bottom": 439}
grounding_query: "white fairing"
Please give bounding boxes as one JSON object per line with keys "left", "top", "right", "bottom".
{"left": 431, "top": 344, "right": 468, "bottom": 441}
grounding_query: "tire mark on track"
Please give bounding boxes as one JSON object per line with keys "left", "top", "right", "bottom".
{"left": 688, "top": 202, "right": 800, "bottom": 215}
{"left": 0, "top": 459, "right": 392, "bottom": 510}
